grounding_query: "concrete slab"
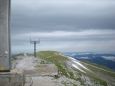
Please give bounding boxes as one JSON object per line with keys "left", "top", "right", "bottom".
{"left": 24, "top": 64, "right": 58, "bottom": 76}
{"left": 24, "top": 77, "right": 33, "bottom": 86}
{"left": 0, "top": 69, "right": 25, "bottom": 86}
{"left": 31, "top": 76, "right": 57, "bottom": 86}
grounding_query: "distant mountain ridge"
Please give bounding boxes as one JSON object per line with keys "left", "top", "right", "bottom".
{"left": 63, "top": 52, "right": 115, "bottom": 70}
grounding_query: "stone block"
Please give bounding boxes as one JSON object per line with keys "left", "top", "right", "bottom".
{"left": 0, "top": 69, "right": 25, "bottom": 86}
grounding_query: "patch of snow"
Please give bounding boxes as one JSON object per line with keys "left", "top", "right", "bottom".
{"left": 73, "top": 60, "right": 90, "bottom": 71}
{"left": 72, "top": 64, "right": 86, "bottom": 73}
{"left": 68, "top": 56, "right": 76, "bottom": 61}
{"left": 68, "top": 56, "right": 91, "bottom": 72}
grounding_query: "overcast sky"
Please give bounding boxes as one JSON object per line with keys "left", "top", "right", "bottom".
{"left": 11, "top": 0, "right": 115, "bottom": 54}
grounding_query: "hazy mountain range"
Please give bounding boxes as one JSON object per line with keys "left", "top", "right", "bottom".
{"left": 63, "top": 52, "right": 115, "bottom": 70}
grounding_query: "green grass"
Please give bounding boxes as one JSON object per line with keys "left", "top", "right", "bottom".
{"left": 12, "top": 56, "right": 17, "bottom": 60}
{"left": 36, "top": 51, "right": 115, "bottom": 86}
{"left": 80, "top": 60, "right": 115, "bottom": 86}
{"left": 36, "top": 51, "right": 93, "bottom": 85}
{"left": 12, "top": 53, "right": 24, "bottom": 60}
{"left": 72, "top": 67, "right": 107, "bottom": 85}
{"left": 36, "top": 51, "right": 70, "bottom": 77}
{"left": 81, "top": 60, "right": 115, "bottom": 78}
{"left": 76, "top": 78, "right": 85, "bottom": 85}
{"left": 36, "top": 51, "right": 77, "bottom": 79}
{"left": 81, "top": 60, "right": 115, "bottom": 72}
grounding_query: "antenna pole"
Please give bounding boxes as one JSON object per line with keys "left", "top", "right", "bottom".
{"left": 30, "top": 39, "right": 40, "bottom": 57}
{"left": 34, "top": 42, "right": 36, "bottom": 57}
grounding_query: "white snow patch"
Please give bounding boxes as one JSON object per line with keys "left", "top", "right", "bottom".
{"left": 73, "top": 60, "right": 90, "bottom": 71}
{"left": 72, "top": 64, "right": 86, "bottom": 73}
{"left": 68, "top": 56, "right": 76, "bottom": 61}
{"left": 68, "top": 56, "right": 91, "bottom": 72}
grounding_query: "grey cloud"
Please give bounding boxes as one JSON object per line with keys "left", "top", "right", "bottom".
{"left": 11, "top": 14, "right": 115, "bottom": 34}
{"left": 11, "top": 29, "right": 115, "bottom": 46}
{"left": 10, "top": 0, "right": 115, "bottom": 53}
{"left": 11, "top": 0, "right": 115, "bottom": 34}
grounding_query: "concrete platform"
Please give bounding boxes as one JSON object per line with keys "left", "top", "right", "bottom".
{"left": 0, "top": 64, "right": 58, "bottom": 86}
{"left": 24, "top": 77, "right": 33, "bottom": 86}
{"left": 0, "top": 69, "right": 25, "bottom": 86}
{"left": 24, "top": 64, "right": 58, "bottom": 76}
{"left": 31, "top": 76, "right": 57, "bottom": 86}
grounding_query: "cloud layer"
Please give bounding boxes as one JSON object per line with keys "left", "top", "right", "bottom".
{"left": 11, "top": 0, "right": 115, "bottom": 53}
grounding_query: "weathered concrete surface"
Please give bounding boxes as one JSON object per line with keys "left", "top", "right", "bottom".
{"left": 24, "top": 77, "right": 33, "bottom": 86}
{"left": 31, "top": 76, "right": 57, "bottom": 86}
{"left": 24, "top": 64, "right": 58, "bottom": 76}
{"left": 0, "top": 69, "right": 25, "bottom": 86}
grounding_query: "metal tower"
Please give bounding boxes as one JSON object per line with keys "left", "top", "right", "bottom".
{"left": 0, "top": 0, "right": 11, "bottom": 72}
{"left": 30, "top": 39, "right": 40, "bottom": 57}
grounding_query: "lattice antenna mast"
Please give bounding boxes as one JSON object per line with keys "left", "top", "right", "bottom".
{"left": 30, "top": 38, "right": 40, "bottom": 57}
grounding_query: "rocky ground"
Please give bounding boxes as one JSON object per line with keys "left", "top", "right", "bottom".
{"left": 12, "top": 55, "right": 82, "bottom": 86}
{"left": 12, "top": 51, "right": 115, "bottom": 86}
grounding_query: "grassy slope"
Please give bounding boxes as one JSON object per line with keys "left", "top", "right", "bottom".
{"left": 36, "top": 51, "right": 115, "bottom": 86}
{"left": 80, "top": 60, "right": 115, "bottom": 85}
{"left": 36, "top": 51, "right": 70, "bottom": 77}
{"left": 81, "top": 60, "right": 115, "bottom": 72}
{"left": 12, "top": 53, "right": 24, "bottom": 60}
